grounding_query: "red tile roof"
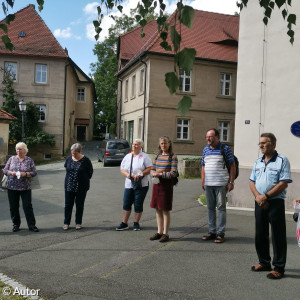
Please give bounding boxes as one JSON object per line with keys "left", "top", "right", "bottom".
{"left": 118, "top": 9, "right": 239, "bottom": 73}
{"left": 0, "top": 4, "right": 68, "bottom": 59}
{"left": 0, "top": 109, "right": 17, "bottom": 121}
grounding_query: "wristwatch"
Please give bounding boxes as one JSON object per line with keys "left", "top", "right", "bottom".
{"left": 229, "top": 182, "right": 234, "bottom": 185}
{"left": 138, "top": 171, "right": 143, "bottom": 177}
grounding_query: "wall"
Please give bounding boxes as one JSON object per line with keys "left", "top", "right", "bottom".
{"left": 232, "top": 1, "right": 300, "bottom": 209}
{"left": 0, "top": 122, "right": 10, "bottom": 164}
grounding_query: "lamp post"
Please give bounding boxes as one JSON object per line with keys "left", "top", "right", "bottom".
{"left": 18, "top": 99, "right": 26, "bottom": 141}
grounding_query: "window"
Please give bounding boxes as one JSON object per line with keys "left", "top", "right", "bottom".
{"left": 131, "top": 75, "right": 136, "bottom": 98}
{"left": 124, "top": 79, "right": 129, "bottom": 101}
{"left": 179, "top": 69, "right": 191, "bottom": 92}
{"left": 220, "top": 73, "right": 232, "bottom": 96}
{"left": 4, "top": 62, "right": 17, "bottom": 81}
{"left": 36, "top": 105, "right": 46, "bottom": 122}
{"left": 138, "top": 118, "right": 143, "bottom": 139}
{"left": 139, "top": 69, "right": 145, "bottom": 94}
{"left": 77, "top": 88, "right": 85, "bottom": 102}
{"left": 35, "top": 64, "right": 47, "bottom": 84}
{"left": 218, "top": 121, "right": 230, "bottom": 142}
{"left": 177, "top": 119, "right": 190, "bottom": 140}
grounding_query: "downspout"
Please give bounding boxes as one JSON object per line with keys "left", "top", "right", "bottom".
{"left": 63, "top": 62, "right": 69, "bottom": 156}
{"left": 117, "top": 78, "right": 123, "bottom": 138}
{"left": 140, "top": 59, "right": 147, "bottom": 143}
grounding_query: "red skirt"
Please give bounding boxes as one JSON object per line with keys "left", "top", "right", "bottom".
{"left": 150, "top": 179, "right": 173, "bottom": 211}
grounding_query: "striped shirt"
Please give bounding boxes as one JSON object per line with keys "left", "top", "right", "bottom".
{"left": 152, "top": 154, "right": 178, "bottom": 179}
{"left": 201, "top": 143, "right": 234, "bottom": 186}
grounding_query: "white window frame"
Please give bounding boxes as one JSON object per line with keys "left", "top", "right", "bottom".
{"left": 220, "top": 73, "right": 232, "bottom": 96}
{"left": 36, "top": 104, "right": 46, "bottom": 122}
{"left": 35, "top": 64, "right": 47, "bottom": 84}
{"left": 218, "top": 121, "right": 230, "bottom": 142}
{"left": 131, "top": 74, "right": 136, "bottom": 98}
{"left": 77, "top": 88, "right": 85, "bottom": 102}
{"left": 177, "top": 118, "right": 190, "bottom": 140}
{"left": 4, "top": 61, "right": 17, "bottom": 81}
{"left": 139, "top": 69, "right": 145, "bottom": 94}
{"left": 179, "top": 69, "right": 192, "bottom": 92}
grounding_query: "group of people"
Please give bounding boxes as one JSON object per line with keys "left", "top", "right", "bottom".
{"left": 2, "top": 129, "right": 298, "bottom": 280}
{"left": 116, "top": 136, "right": 178, "bottom": 243}
{"left": 2, "top": 142, "right": 93, "bottom": 233}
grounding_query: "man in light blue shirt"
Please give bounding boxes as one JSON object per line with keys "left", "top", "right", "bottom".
{"left": 249, "top": 133, "right": 292, "bottom": 280}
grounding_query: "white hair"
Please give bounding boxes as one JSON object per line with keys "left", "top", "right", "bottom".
{"left": 133, "top": 139, "right": 144, "bottom": 148}
{"left": 15, "top": 142, "right": 28, "bottom": 154}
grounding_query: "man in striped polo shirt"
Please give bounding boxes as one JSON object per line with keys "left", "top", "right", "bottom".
{"left": 201, "top": 128, "right": 236, "bottom": 243}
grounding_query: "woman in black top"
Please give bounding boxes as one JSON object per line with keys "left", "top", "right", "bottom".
{"left": 63, "top": 143, "right": 93, "bottom": 230}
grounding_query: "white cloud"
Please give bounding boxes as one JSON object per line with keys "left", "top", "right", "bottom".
{"left": 84, "top": 2, "right": 99, "bottom": 20}
{"left": 54, "top": 27, "right": 81, "bottom": 40}
{"left": 188, "top": 0, "right": 239, "bottom": 14}
{"left": 54, "top": 27, "right": 72, "bottom": 38}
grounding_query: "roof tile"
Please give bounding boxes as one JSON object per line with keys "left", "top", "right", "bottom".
{"left": 0, "top": 4, "right": 68, "bottom": 59}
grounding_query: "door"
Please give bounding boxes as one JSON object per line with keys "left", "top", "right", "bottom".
{"left": 77, "top": 126, "right": 86, "bottom": 141}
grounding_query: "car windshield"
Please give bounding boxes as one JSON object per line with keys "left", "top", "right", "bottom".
{"left": 107, "top": 142, "right": 127, "bottom": 150}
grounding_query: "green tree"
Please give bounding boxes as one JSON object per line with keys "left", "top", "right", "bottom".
{"left": 1, "top": 71, "right": 55, "bottom": 146}
{"left": 91, "top": 8, "right": 157, "bottom": 135}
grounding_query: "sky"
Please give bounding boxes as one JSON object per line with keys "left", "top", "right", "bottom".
{"left": 2, "top": 0, "right": 240, "bottom": 75}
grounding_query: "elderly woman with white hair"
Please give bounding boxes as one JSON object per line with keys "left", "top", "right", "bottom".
{"left": 63, "top": 143, "right": 93, "bottom": 230}
{"left": 116, "top": 139, "right": 152, "bottom": 231}
{"left": 3, "top": 142, "right": 38, "bottom": 232}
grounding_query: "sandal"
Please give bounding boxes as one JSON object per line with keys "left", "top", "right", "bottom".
{"left": 76, "top": 224, "right": 82, "bottom": 230}
{"left": 251, "top": 264, "right": 272, "bottom": 272}
{"left": 202, "top": 233, "right": 216, "bottom": 241}
{"left": 267, "top": 270, "right": 284, "bottom": 279}
{"left": 159, "top": 234, "right": 170, "bottom": 243}
{"left": 150, "top": 233, "right": 162, "bottom": 240}
{"left": 214, "top": 235, "right": 225, "bottom": 243}
{"left": 63, "top": 225, "right": 69, "bottom": 231}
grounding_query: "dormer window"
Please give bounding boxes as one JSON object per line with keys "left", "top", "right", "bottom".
{"left": 18, "top": 31, "right": 26, "bottom": 38}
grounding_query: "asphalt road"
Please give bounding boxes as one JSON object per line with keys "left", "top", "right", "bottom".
{"left": 0, "top": 155, "right": 299, "bottom": 299}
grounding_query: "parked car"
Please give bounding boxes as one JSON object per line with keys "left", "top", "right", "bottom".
{"left": 97, "top": 139, "right": 131, "bottom": 166}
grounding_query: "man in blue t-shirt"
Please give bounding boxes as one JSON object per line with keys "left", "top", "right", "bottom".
{"left": 249, "top": 133, "right": 292, "bottom": 280}
{"left": 201, "top": 128, "right": 236, "bottom": 243}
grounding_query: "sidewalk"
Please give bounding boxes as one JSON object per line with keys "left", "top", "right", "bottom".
{"left": 0, "top": 165, "right": 299, "bottom": 299}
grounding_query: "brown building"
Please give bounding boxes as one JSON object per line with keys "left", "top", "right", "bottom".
{"left": 116, "top": 10, "right": 239, "bottom": 154}
{"left": 0, "top": 109, "right": 17, "bottom": 164}
{"left": 0, "top": 5, "right": 95, "bottom": 160}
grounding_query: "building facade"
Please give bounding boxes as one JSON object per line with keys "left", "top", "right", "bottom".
{"left": 0, "top": 5, "right": 95, "bottom": 160}
{"left": 116, "top": 10, "right": 239, "bottom": 155}
{"left": 232, "top": 1, "right": 300, "bottom": 210}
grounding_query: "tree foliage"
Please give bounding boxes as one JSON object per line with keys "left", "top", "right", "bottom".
{"left": 1, "top": 71, "right": 55, "bottom": 146}
{"left": 91, "top": 8, "right": 157, "bottom": 134}
{"left": 1, "top": 0, "right": 297, "bottom": 116}
{"left": 92, "top": 0, "right": 296, "bottom": 115}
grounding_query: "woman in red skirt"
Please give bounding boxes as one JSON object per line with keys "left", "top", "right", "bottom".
{"left": 150, "top": 136, "right": 178, "bottom": 242}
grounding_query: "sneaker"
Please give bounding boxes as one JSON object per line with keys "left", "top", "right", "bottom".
{"left": 133, "top": 222, "right": 140, "bottom": 231}
{"left": 116, "top": 222, "right": 129, "bottom": 231}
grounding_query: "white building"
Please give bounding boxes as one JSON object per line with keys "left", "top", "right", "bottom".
{"left": 231, "top": 1, "right": 300, "bottom": 210}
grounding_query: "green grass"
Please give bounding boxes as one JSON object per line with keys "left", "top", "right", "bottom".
{"left": 0, "top": 281, "right": 25, "bottom": 300}
{"left": 197, "top": 193, "right": 206, "bottom": 205}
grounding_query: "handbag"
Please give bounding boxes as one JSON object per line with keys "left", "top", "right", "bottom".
{"left": 130, "top": 154, "right": 143, "bottom": 190}
{"left": 1, "top": 174, "right": 7, "bottom": 188}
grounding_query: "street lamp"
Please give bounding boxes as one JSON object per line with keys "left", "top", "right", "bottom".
{"left": 18, "top": 99, "right": 26, "bottom": 141}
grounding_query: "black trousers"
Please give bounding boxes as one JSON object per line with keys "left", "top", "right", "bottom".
{"left": 255, "top": 198, "right": 287, "bottom": 273}
{"left": 7, "top": 189, "right": 36, "bottom": 228}
{"left": 64, "top": 190, "right": 87, "bottom": 225}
